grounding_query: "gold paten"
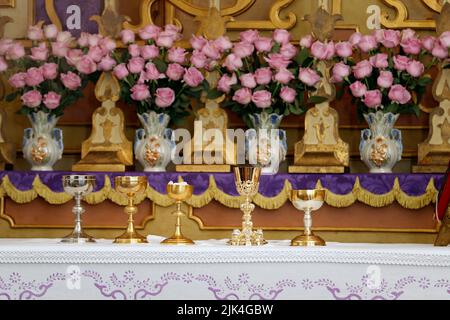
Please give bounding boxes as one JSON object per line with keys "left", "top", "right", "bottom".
{"left": 114, "top": 176, "right": 149, "bottom": 244}
{"left": 290, "top": 189, "right": 326, "bottom": 247}
{"left": 161, "top": 182, "right": 195, "bottom": 245}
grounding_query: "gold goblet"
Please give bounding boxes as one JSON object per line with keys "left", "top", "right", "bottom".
{"left": 61, "top": 175, "right": 96, "bottom": 244}
{"left": 229, "top": 166, "right": 267, "bottom": 246}
{"left": 161, "top": 182, "right": 195, "bottom": 245}
{"left": 290, "top": 189, "right": 326, "bottom": 246}
{"left": 114, "top": 176, "right": 148, "bottom": 244}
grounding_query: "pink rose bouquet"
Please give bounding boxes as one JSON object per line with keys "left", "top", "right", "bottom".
{"left": 112, "top": 24, "right": 208, "bottom": 123}
{"left": 331, "top": 29, "right": 436, "bottom": 117}
{"left": 2, "top": 24, "right": 112, "bottom": 117}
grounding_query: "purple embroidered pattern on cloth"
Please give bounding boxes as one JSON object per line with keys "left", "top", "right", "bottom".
{"left": 0, "top": 171, "right": 443, "bottom": 198}
{"left": 1, "top": 271, "right": 450, "bottom": 300}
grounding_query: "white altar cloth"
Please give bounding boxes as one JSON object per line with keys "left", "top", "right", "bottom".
{"left": 0, "top": 237, "right": 449, "bottom": 300}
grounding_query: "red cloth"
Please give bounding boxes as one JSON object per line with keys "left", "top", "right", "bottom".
{"left": 437, "top": 161, "right": 450, "bottom": 221}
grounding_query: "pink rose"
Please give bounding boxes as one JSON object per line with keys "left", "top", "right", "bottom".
{"left": 131, "top": 84, "right": 150, "bottom": 101}
{"left": 223, "top": 54, "right": 243, "bottom": 71}
{"left": 100, "top": 37, "right": 116, "bottom": 53}
{"left": 280, "top": 43, "right": 298, "bottom": 60}
{"left": 0, "top": 39, "right": 13, "bottom": 55}
{"left": 145, "top": 62, "right": 164, "bottom": 81}
{"left": 369, "top": 53, "right": 389, "bottom": 69}
{"left": 335, "top": 41, "right": 353, "bottom": 58}
{"left": 140, "top": 45, "right": 159, "bottom": 60}
{"left": 432, "top": 42, "right": 449, "bottom": 59}
{"left": 0, "top": 58, "right": 8, "bottom": 73}
{"left": 21, "top": 90, "right": 42, "bottom": 108}
{"left": 389, "top": 84, "right": 411, "bottom": 104}
{"left": 76, "top": 56, "right": 97, "bottom": 75}
{"left": 139, "top": 25, "right": 161, "bottom": 40}
{"left": 240, "top": 30, "right": 259, "bottom": 44}
{"left": 401, "top": 37, "right": 422, "bottom": 55}
{"left": 183, "top": 67, "right": 204, "bottom": 87}
{"left": 128, "top": 44, "right": 141, "bottom": 58}
{"left": 166, "top": 63, "right": 185, "bottom": 81}
{"left": 240, "top": 73, "right": 257, "bottom": 89}
{"left": 28, "top": 25, "right": 43, "bottom": 41}
{"left": 331, "top": 62, "right": 351, "bottom": 82}
{"left": 190, "top": 35, "right": 207, "bottom": 50}
{"left": 56, "top": 31, "right": 72, "bottom": 44}
{"left": 88, "top": 45, "right": 104, "bottom": 62}
{"left": 273, "top": 29, "right": 291, "bottom": 45}
{"left": 252, "top": 90, "right": 272, "bottom": 109}
{"left": 349, "top": 32, "right": 362, "bottom": 46}
{"left": 274, "top": 68, "right": 294, "bottom": 84}
{"left": 168, "top": 47, "right": 187, "bottom": 64}
{"left": 280, "top": 86, "right": 296, "bottom": 103}
{"left": 25, "top": 67, "right": 44, "bottom": 87}
{"left": 439, "top": 31, "right": 450, "bottom": 48}
{"left": 98, "top": 55, "right": 116, "bottom": 71}
{"left": 375, "top": 29, "right": 400, "bottom": 48}
{"left": 215, "top": 36, "right": 233, "bottom": 51}
{"left": 120, "top": 30, "right": 135, "bottom": 44}
{"left": 8, "top": 72, "right": 26, "bottom": 89}
{"left": 393, "top": 55, "right": 410, "bottom": 71}
{"left": 349, "top": 81, "right": 367, "bottom": 98}
{"left": 156, "top": 31, "right": 176, "bottom": 48}
{"left": 311, "top": 41, "right": 330, "bottom": 60}
{"left": 66, "top": 49, "right": 83, "bottom": 66}
{"left": 254, "top": 68, "right": 272, "bottom": 85}
{"left": 164, "top": 24, "right": 182, "bottom": 41}
{"left": 353, "top": 60, "right": 373, "bottom": 79}
{"left": 43, "top": 91, "right": 61, "bottom": 110}
{"left": 233, "top": 42, "right": 254, "bottom": 58}
{"left": 401, "top": 29, "right": 416, "bottom": 41}
{"left": 190, "top": 51, "right": 208, "bottom": 69}
{"left": 357, "top": 35, "right": 378, "bottom": 52}
{"left": 77, "top": 33, "right": 89, "bottom": 47}
{"left": 30, "top": 43, "right": 48, "bottom": 61}
{"left": 61, "top": 72, "right": 82, "bottom": 90}
{"left": 407, "top": 60, "right": 424, "bottom": 78}
{"left": 377, "top": 71, "right": 393, "bottom": 88}
{"left": 87, "top": 34, "right": 101, "bottom": 47}
{"left": 265, "top": 53, "right": 291, "bottom": 69}
{"left": 43, "top": 24, "right": 58, "bottom": 39}
{"left": 41, "top": 63, "right": 58, "bottom": 80}
{"left": 155, "top": 88, "right": 175, "bottom": 108}
{"left": 113, "top": 64, "right": 129, "bottom": 80}
{"left": 363, "top": 90, "right": 382, "bottom": 108}
{"left": 233, "top": 88, "right": 252, "bottom": 105}
{"left": 51, "top": 42, "right": 69, "bottom": 58}
{"left": 299, "top": 35, "right": 313, "bottom": 48}
{"left": 7, "top": 43, "right": 25, "bottom": 60}
{"left": 299, "top": 68, "right": 320, "bottom": 87}
{"left": 254, "top": 37, "right": 273, "bottom": 52}
{"left": 201, "top": 43, "right": 220, "bottom": 60}
{"left": 422, "top": 36, "right": 436, "bottom": 52}
{"left": 217, "top": 73, "right": 237, "bottom": 93}
{"left": 128, "top": 57, "right": 145, "bottom": 74}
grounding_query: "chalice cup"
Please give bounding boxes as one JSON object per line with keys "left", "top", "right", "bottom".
{"left": 229, "top": 166, "right": 267, "bottom": 246}
{"left": 161, "top": 182, "right": 195, "bottom": 245}
{"left": 290, "top": 189, "right": 326, "bottom": 246}
{"left": 61, "top": 175, "right": 96, "bottom": 244}
{"left": 114, "top": 176, "right": 148, "bottom": 244}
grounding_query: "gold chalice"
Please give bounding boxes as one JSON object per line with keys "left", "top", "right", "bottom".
{"left": 229, "top": 166, "right": 267, "bottom": 246}
{"left": 61, "top": 175, "right": 96, "bottom": 244}
{"left": 161, "top": 182, "right": 195, "bottom": 245}
{"left": 114, "top": 176, "right": 148, "bottom": 244}
{"left": 290, "top": 189, "right": 326, "bottom": 246}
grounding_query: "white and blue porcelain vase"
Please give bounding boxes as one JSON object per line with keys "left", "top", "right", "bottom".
{"left": 359, "top": 111, "right": 403, "bottom": 173}
{"left": 22, "top": 111, "right": 63, "bottom": 171}
{"left": 135, "top": 111, "right": 174, "bottom": 172}
{"left": 246, "top": 112, "right": 287, "bottom": 175}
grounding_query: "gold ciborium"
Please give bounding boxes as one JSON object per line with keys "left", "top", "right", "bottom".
{"left": 161, "top": 182, "right": 195, "bottom": 245}
{"left": 290, "top": 189, "right": 326, "bottom": 246}
{"left": 229, "top": 166, "right": 267, "bottom": 246}
{"left": 114, "top": 176, "right": 148, "bottom": 244}
{"left": 61, "top": 175, "right": 96, "bottom": 244}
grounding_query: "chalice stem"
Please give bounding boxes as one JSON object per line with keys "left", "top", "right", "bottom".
{"left": 73, "top": 194, "right": 83, "bottom": 236}
{"left": 304, "top": 209, "right": 312, "bottom": 236}
{"left": 174, "top": 201, "right": 183, "bottom": 237}
{"left": 126, "top": 197, "right": 135, "bottom": 233}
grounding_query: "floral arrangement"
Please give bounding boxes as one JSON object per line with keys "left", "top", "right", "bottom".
{"left": 1, "top": 24, "right": 113, "bottom": 118}
{"left": 215, "top": 29, "right": 326, "bottom": 127}
{"left": 329, "top": 29, "right": 442, "bottom": 117}
{"left": 112, "top": 25, "right": 210, "bottom": 123}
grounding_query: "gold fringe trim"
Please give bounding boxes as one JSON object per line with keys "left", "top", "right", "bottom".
{"left": 0, "top": 174, "right": 440, "bottom": 210}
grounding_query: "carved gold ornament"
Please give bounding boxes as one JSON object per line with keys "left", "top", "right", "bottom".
{"left": 144, "top": 136, "right": 161, "bottom": 167}
{"left": 304, "top": 7, "right": 342, "bottom": 42}
{"left": 370, "top": 137, "right": 389, "bottom": 167}
{"left": 91, "top": 0, "right": 129, "bottom": 38}
{"left": 31, "top": 137, "right": 49, "bottom": 164}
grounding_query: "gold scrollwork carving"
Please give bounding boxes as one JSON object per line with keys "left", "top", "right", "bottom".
{"left": 122, "top": 0, "right": 157, "bottom": 32}
{"left": 43, "top": 0, "right": 62, "bottom": 30}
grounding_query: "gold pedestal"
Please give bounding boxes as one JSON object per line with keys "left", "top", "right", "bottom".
{"left": 413, "top": 165, "right": 448, "bottom": 174}
{"left": 72, "top": 152, "right": 127, "bottom": 172}
{"left": 176, "top": 164, "right": 231, "bottom": 173}
{"left": 289, "top": 165, "right": 345, "bottom": 174}
{"left": 291, "top": 234, "right": 326, "bottom": 247}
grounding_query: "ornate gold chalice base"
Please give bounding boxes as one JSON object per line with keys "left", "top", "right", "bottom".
{"left": 290, "top": 189, "right": 326, "bottom": 247}
{"left": 161, "top": 182, "right": 195, "bottom": 245}
{"left": 114, "top": 176, "right": 148, "bottom": 244}
{"left": 61, "top": 175, "right": 96, "bottom": 244}
{"left": 229, "top": 166, "right": 267, "bottom": 246}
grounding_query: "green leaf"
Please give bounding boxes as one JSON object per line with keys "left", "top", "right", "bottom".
{"left": 207, "top": 89, "right": 224, "bottom": 100}
{"left": 153, "top": 58, "right": 168, "bottom": 73}
{"left": 418, "top": 77, "right": 432, "bottom": 86}
{"left": 295, "top": 48, "right": 310, "bottom": 67}
{"left": 412, "top": 104, "right": 421, "bottom": 118}
{"left": 5, "top": 91, "right": 19, "bottom": 103}
{"left": 307, "top": 95, "right": 328, "bottom": 105}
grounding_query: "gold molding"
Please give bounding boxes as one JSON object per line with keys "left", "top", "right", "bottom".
{"left": 123, "top": 0, "right": 157, "bottom": 32}
{"left": 381, "top": 0, "right": 438, "bottom": 29}
{"left": 0, "top": 0, "right": 15, "bottom": 8}
{"left": 330, "top": 0, "right": 359, "bottom": 32}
